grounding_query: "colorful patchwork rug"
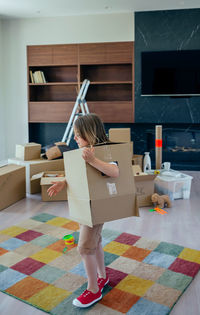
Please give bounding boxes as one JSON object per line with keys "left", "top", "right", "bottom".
{"left": 0, "top": 213, "right": 200, "bottom": 315}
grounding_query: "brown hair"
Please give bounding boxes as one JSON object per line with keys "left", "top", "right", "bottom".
{"left": 74, "top": 113, "right": 109, "bottom": 146}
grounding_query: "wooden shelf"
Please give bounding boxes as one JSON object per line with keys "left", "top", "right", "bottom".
{"left": 27, "top": 42, "right": 134, "bottom": 123}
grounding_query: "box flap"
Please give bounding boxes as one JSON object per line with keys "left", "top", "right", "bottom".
{"left": 0, "top": 164, "right": 25, "bottom": 176}
{"left": 134, "top": 174, "right": 157, "bottom": 182}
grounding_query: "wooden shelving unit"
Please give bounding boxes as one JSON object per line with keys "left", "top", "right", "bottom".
{"left": 27, "top": 42, "right": 134, "bottom": 124}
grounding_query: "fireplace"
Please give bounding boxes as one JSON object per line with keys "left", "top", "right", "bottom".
{"left": 132, "top": 124, "right": 200, "bottom": 171}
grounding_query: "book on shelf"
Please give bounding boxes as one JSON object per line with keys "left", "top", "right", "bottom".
{"left": 29, "top": 70, "right": 34, "bottom": 83}
{"left": 32, "top": 70, "right": 46, "bottom": 83}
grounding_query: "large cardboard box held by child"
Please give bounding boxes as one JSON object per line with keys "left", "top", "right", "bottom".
{"left": 0, "top": 164, "right": 26, "bottom": 211}
{"left": 64, "top": 142, "right": 139, "bottom": 227}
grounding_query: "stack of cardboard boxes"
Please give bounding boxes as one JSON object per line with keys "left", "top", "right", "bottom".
{"left": 108, "top": 128, "right": 156, "bottom": 207}
{"left": 0, "top": 142, "right": 67, "bottom": 211}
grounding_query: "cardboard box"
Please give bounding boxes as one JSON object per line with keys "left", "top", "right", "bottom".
{"left": 15, "top": 143, "right": 41, "bottom": 160}
{"left": 109, "top": 128, "right": 131, "bottom": 142}
{"left": 132, "top": 165, "right": 157, "bottom": 207}
{"left": 8, "top": 158, "right": 64, "bottom": 194}
{"left": 132, "top": 154, "right": 143, "bottom": 170}
{"left": 64, "top": 143, "right": 139, "bottom": 227}
{"left": 40, "top": 171, "right": 67, "bottom": 201}
{"left": 0, "top": 164, "right": 26, "bottom": 211}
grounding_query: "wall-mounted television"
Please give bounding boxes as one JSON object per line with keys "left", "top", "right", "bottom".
{"left": 141, "top": 50, "right": 200, "bottom": 96}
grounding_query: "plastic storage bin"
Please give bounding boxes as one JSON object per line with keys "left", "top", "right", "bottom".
{"left": 154, "top": 170, "right": 193, "bottom": 201}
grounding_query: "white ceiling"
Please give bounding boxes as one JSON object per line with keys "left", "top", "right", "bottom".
{"left": 0, "top": 0, "right": 200, "bottom": 19}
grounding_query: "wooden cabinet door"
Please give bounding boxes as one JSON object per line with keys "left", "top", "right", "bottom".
{"left": 27, "top": 45, "right": 53, "bottom": 66}
{"left": 52, "top": 44, "right": 78, "bottom": 65}
{"left": 79, "top": 42, "right": 133, "bottom": 64}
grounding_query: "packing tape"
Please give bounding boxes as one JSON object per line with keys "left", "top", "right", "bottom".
{"left": 155, "top": 139, "right": 162, "bottom": 147}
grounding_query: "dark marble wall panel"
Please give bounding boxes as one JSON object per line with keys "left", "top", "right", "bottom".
{"left": 135, "top": 9, "right": 200, "bottom": 123}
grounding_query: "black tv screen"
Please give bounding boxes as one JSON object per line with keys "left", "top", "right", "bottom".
{"left": 141, "top": 50, "right": 200, "bottom": 96}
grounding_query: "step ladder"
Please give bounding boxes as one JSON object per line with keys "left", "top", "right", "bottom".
{"left": 61, "top": 79, "right": 90, "bottom": 145}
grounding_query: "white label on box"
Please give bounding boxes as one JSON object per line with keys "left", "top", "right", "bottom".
{"left": 107, "top": 182, "right": 117, "bottom": 196}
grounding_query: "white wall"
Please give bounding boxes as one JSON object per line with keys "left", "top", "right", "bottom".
{"left": 0, "top": 19, "right": 6, "bottom": 160}
{"left": 1, "top": 13, "right": 134, "bottom": 160}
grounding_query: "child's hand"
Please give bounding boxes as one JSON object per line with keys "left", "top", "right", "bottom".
{"left": 47, "top": 180, "right": 66, "bottom": 197}
{"left": 82, "top": 147, "right": 95, "bottom": 163}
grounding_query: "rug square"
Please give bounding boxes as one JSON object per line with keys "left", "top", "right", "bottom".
{"left": 15, "top": 230, "right": 43, "bottom": 242}
{"left": 154, "top": 241, "right": 184, "bottom": 257}
{"left": 53, "top": 272, "right": 87, "bottom": 291}
{"left": 0, "top": 247, "right": 9, "bottom": 256}
{"left": 144, "top": 283, "right": 181, "bottom": 308}
{"left": 127, "top": 297, "right": 170, "bottom": 315}
{"left": 62, "top": 221, "right": 79, "bottom": 231}
{"left": 31, "top": 213, "right": 57, "bottom": 222}
{"left": 106, "top": 267, "right": 128, "bottom": 287}
{"left": 0, "top": 268, "right": 27, "bottom": 290}
{"left": 30, "top": 234, "right": 59, "bottom": 247}
{"left": 169, "top": 257, "right": 200, "bottom": 277}
{"left": 143, "top": 251, "right": 176, "bottom": 268}
{"left": 49, "top": 247, "right": 82, "bottom": 271}
{"left": 11, "top": 257, "right": 45, "bottom": 275}
{"left": 116, "top": 274, "right": 154, "bottom": 296}
{"left": 16, "top": 219, "right": 43, "bottom": 229}
{"left": 45, "top": 226, "right": 73, "bottom": 239}
{"left": 50, "top": 293, "right": 87, "bottom": 315}
{"left": 46, "top": 217, "right": 71, "bottom": 227}
{"left": 108, "top": 256, "right": 140, "bottom": 274}
{"left": 131, "top": 262, "right": 165, "bottom": 281}
{"left": 0, "top": 264, "right": 8, "bottom": 272}
{"left": 69, "top": 261, "right": 87, "bottom": 278}
{"left": 27, "top": 284, "right": 71, "bottom": 311}
{"left": 104, "top": 241, "right": 131, "bottom": 255}
{"left": 87, "top": 303, "right": 122, "bottom": 314}
{"left": 14, "top": 243, "right": 43, "bottom": 256}
{"left": 0, "top": 251, "right": 26, "bottom": 267}
{"left": 114, "top": 233, "right": 141, "bottom": 245}
{"left": 48, "top": 239, "right": 77, "bottom": 253}
{"left": 134, "top": 237, "right": 161, "bottom": 251}
{"left": 32, "top": 223, "right": 61, "bottom": 234}
{"left": 5, "top": 276, "right": 49, "bottom": 300}
{"left": 0, "top": 237, "right": 27, "bottom": 251}
{"left": 102, "top": 229, "right": 122, "bottom": 241}
{"left": 32, "top": 264, "right": 66, "bottom": 283}
{"left": 30, "top": 248, "right": 62, "bottom": 263}
{"left": 123, "top": 246, "right": 151, "bottom": 261}
{"left": 0, "top": 226, "right": 27, "bottom": 237}
{"left": 0, "top": 234, "right": 11, "bottom": 242}
{"left": 178, "top": 247, "right": 200, "bottom": 264}
{"left": 157, "top": 269, "right": 193, "bottom": 291}
{"left": 104, "top": 251, "right": 119, "bottom": 266}
{"left": 100, "top": 287, "right": 140, "bottom": 313}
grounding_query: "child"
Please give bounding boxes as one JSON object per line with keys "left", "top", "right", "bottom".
{"left": 47, "top": 113, "right": 119, "bottom": 308}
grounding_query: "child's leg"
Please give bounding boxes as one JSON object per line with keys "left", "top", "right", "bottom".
{"left": 96, "top": 242, "right": 106, "bottom": 279}
{"left": 81, "top": 253, "right": 99, "bottom": 293}
{"left": 78, "top": 224, "right": 104, "bottom": 292}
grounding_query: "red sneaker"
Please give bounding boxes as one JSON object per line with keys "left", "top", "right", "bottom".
{"left": 72, "top": 288, "right": 102, "bottom": 308}
{"left": 97, "top": 276, "right": 109, "bottom": 291}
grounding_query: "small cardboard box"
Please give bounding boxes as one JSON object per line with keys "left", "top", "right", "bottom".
{"left": 40, "top": 171, "right": 67, "bottom": 201}
{"left": 132, "top": 154, "right": 143, "bottom": 170}
{"left": 109, "top": 128, "right": 131, "bottom": 142}
{"left": 64, "top": 142, "right": 139, "bottom": 227}
{"left": 8, "top": 157, "right": 64, "bottom": 194}
{"left": 15, "top": 143, "right": 41, "bottom": 160}
{"left": 132, "top": 165, "right": 157, "bottom": 207}
{"left": 0, "top": 164, "right": 26, "bottom": 211}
